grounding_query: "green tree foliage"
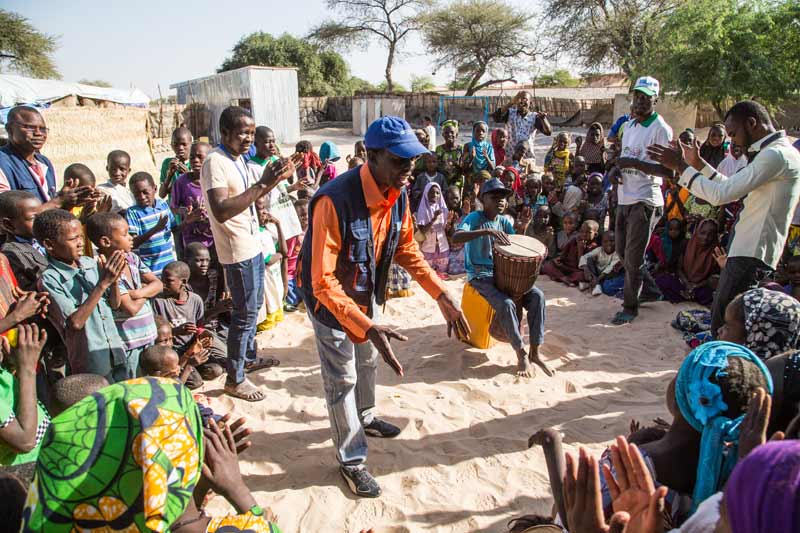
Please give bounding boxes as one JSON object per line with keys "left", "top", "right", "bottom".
{"left": 650, "top": 0, "right": 800, "bottom": 119}
{"left": 421, "top": 0, "right": 539, "bottom": 95}
{"left": 541, "top": 0, "right": 678, "bottom": 78}
{"left": 447, "top": 77, "right": 472, "bottom": 91}
{"left": 309, "top": 1, "right": 430, "bottom": 92}
{"left": 537, "top": 69, "right": 580, "bottom": 88}
{"left": 219, "top": 32, "right": 364, "bottom": 96}
{"left": 0, "top": 10, "right": 59, "bottom": 79}
{"left": 78, "top": 79, "right": 112, "bottom": 87}
{"left": 410, "top": 75, "right": 436, "bottom": 92}
{"left": 376, "top": 80, "right": 408, "bottom": 93}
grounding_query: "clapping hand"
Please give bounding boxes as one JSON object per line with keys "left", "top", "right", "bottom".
{"left": 98, "top": 250, "right": 126, "bottom": 287}
{"left": 259, "top": 154, "right": 300, "bottom": 189}
{"left": 12, "top": 323, "right": 47, "bottom": 374}
{"left": 564, "top": 447, "right": 631, "bottom": 533}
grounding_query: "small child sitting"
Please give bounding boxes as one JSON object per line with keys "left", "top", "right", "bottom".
{"left": 556, "top": 212, "right": 579, "bottom": 251}
{"left": 0, "top": 191, "right": 48, "bottom": 292}
{"left": 97, "top": 150, "right": 134, "bottom": 213}
{"left": 49, "top": 373, "right": 109, "bottom": 417}
{"left": 541, "top": 220, "right": 599, "bottom": 287}
{"left": 255, "top": 196, "right": 288, "bottom": 331}
{"left": 185, "top": 243, "right": 230, "bottom": 336}
{"left": 416, "top": 182, "right": 450, "bottom": 277}
{"left": 524, "top": 205, "right": 557, "bottom": 259}
{"left": 411, "top": 152, "right": 446, "bottom": 213}
{"left": 86, "top": 212, "right": 161, "bottom": 377}
{"left": 509, "top": 141, "right": 535, "bottom": 175}
{"left": 523, "top": 176, "right": 548, "bottom": 212}
{"left": 782, "top": 254, "right": 800, "bottom": 301}
{"left": 579, "top": 230, "right": 623, "bottom": 296}
{"left": 35, "top": 209, "right": 129, "bottom": 382}
{"left": 444, "top": 186, "right": 467, "bottom": 275}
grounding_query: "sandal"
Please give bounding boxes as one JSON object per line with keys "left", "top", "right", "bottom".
{"left": 245, "top": 357, "right": 280, "bottom": 373}
{"left": 611, "top": 311, "right": 637, "bottom": 325}
{"left": 224, "top": 379, "right": 265, "bottom": 402}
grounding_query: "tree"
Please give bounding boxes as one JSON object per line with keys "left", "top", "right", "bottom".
{"left": 410, "top": 75, "right": 435, "bottom": 92}
{"left": 0, "top": 10, "right": 59, "bottom": 79}
{"left": 78, "top": 79, "right": 112, "bottom": 87}
{"left": 536, "top": 69, "right": 580, "bottom": 88}
{"left": 376, "top": 80, "right": 408, "bottom": 93}
{"left": 650, "top": 0, "right": 800, "bottom": 119}
{"left": 308, "top": 0, "right": 430, "bottom": 92}
{"left": 421, "top": 0, "right": 539, "bottom": 96}
{"left": 541, "top": 0, "right": 678, "bottom": 79}
{"left": 219, "top": 32, "right": 362, "bottom": 97}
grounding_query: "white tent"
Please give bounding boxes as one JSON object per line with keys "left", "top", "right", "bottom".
{"left": 0, "top": 74, "right": 150, "bottom": 108}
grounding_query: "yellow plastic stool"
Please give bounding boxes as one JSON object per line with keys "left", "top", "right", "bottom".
{"left": 461, "top": 283, "right": 496, "bottom": 349}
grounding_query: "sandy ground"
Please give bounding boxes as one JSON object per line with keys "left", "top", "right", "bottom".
{"left": 201, "top": 275, "right": 694, "bottom": 533}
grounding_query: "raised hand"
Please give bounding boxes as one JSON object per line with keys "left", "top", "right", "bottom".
{"left": 738, "top": 387, "right": 783, "bottom": 459}
{"left": 712, "top": 246, "right": 727, "bottom": 269}
{"left": 154, "top": 214, "right": 170, "bottom": 233}
{"left": 173, "top": 322, "right": 198, "bottom": 337}
{"left": 100, "top": 250, "right": 126, "bottom": 286}
{"left": 12, "top": 323, "right": 47, "bottom": 374}
{"left": 366, "top": 325, "right": 407, "bottom": 377}
{"left": 564, "top": 447, "right": 630, "bottom": 533}
{"left": 260, "top": 155, "right": 299, "bottom": 189}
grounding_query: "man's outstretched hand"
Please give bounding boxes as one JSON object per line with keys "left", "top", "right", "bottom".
{"left": 437, "top": 291, "right": 471, "bottom": 341}
{"left": 366, "top": 325, "right": 407, "bottom": 377}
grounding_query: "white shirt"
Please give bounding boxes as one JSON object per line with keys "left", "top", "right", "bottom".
{"left": 679, "top": 131, "right": 800, "bottom": 268}
{"left": 200, "top": 146, "right": 261, "bottom": 265}
{"left": 97, "top": 181, "right": 134, "bottom": 213}
{"left": 425, "top": 125, "right": 436, "bottom": 151}
{"left": 716, "top": 153, "right": 747, "bottom": 177}
{"left": 618, "top": 113, "right": 673, "bottom": 206}
{"left": 579, "top": 247, "right": 621, "bottom": 275}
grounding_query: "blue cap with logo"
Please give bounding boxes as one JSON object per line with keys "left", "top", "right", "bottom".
{"left": 633, "top": 76, "right": 660, "bottom": 97}
{"left": 364, "top": 116, "right": 429, "bottom": 159}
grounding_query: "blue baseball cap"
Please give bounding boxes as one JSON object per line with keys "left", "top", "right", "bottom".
{"left": 479, "top": 178, "right": 513, "bottom": 198}
{"left": 364, "top": 116, "right": 428, "bottom": 159}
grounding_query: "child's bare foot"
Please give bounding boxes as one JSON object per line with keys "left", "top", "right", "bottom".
{"left": 516, "top": 348, "right": 535, "bottom": 378}
{"left": 530, "top": 346, "right": 554, "bottom": 377}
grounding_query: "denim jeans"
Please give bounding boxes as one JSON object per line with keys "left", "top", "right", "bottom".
{"left": 223, "top": 253, "right": 265, "bottom": 385}
{"left": 308, "top": 310, "right": 378, "bottom": 468}
{"left": 710, "top": 256, "right": 770, "bottom": 336}
{"left": 615, "top": 203, "right": 663, "bottom": 314}
{"left": 470, "top": 277, "right": 546, "bottom": 351}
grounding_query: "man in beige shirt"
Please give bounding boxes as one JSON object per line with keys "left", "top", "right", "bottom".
{"left": 201, "top": 106, "right": 293, "bottom": 401}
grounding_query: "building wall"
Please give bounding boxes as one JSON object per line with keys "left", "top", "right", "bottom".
{"left": 249, "top": 69, "right": 300, "bottom": 145}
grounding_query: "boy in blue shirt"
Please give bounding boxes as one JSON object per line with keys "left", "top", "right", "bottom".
{"left": 452, "top": 178, "right": 551, "bottom": 378}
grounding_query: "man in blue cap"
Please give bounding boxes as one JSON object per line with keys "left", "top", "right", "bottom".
{"left": 451, "top": 178, "right": 551, "bottom": 378}
{"left": 298, "top": 116, "right": 470, "bottom": 498}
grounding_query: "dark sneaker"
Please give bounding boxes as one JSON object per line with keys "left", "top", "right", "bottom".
{"left": 364, "top": 418, "right": 401, "bottom": 438}
{"left": 340, "top": 465, "right": 381, "bottom": 498}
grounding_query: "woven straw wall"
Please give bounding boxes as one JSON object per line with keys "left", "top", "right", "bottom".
{"left": 40, "top": 107, "right": 156, "bottom": 187}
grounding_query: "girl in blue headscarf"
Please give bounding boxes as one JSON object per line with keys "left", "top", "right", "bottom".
{"left": 464, "top": 121, "right": 496, "bottom": 176}
{"left": 318, "top": 141, "right": 340, "bottom": 187}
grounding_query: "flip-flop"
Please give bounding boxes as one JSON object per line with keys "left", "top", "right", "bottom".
{"left": 245, "top": 357, "right": 280, "bottom": 373}
{"left": 224, "top": 379, "right": 265, "bottom": 402}
{"left": 611, "top": 311, "right": 636, "bottom": 325}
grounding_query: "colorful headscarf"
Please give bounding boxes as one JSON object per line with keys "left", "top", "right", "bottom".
{"left": 319, "top": 141, "right": 340, "bottom": 163}
{"left": 491, "top": 128, "right": 507, "bottom": 167}
{"left": 682, "top": 218, "right": 719, "bottom": 284}
{"left": 503, "top": 166, "right": 524, "bottom": 198}
{"left": 675, "top": 341, "right": 773, "bottom": 514}
{"left": 441, "top": 120, "right": 459, "bottom": 134}
{"left": 416, "top": 182, "right": 448, "bottom": 226}
{"left": 21, "top": 377, "right": 203, "bottom": 532}
{"left": 724, "top": 440, "right": 800, "bottom": 533}
{"left": 742, "top": 288, "right": 800, "bottom": 360}
{"left": 467, "top": 121, "right": 495, "bottom": 173}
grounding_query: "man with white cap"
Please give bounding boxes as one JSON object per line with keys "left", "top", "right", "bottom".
{"left": 611, "top": 76, "right": 673, "bottom": 325}
{"left": 298, "top": 116, "right": 470, "bottom": 497}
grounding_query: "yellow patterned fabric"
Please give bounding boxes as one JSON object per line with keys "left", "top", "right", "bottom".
{"left": 207, "top": 511, "right": 282, "bottom": 533}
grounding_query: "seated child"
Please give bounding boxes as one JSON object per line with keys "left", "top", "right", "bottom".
{"left": 170, "top": 141, "right": 214, "bottom": 251}
{"left": 569, "top": 155, "right": 587, "bottom": 185}
{"left": 452, "top": 178, "right": 552, "bottom": 378}
{"left": 416, "top": 182, "right": 450, "bottom": 277}
{"left": 544, "top": 132, "right": 572, "bottom": 187}
{"left": 664, "top": 177, "right": 689, "bottom": 222}
{"left": 254, "top": 196, "right": 288, "bottom": 331}
{"left": 500, "top": 167, "right": 524, "bottom": 214}
{"left": 0, "top": 323, "right": 50, "bottom": 467}
{"left": 86, "top": 212, "right": 161, "bottom": 377}
{"left": 35, "top": 209, "right": 129, "bottom": 382}
{"left": 0, "top": 191, "right": 48, "bottom": 292}
{"left": 655, "top": 218, "right": 720, "bottom": 305}
{"left": 139, "top": 343, "right": 209, "bottom": 387}
{"left": 577, "top": 123, "right": 606, "bottom": 174}
{"left": 581, "top": 172, "right": 609, "bottom": 233}
{"left": 509, "top": 141, "right": 535, "bottom": 175}
{"left": 685, "top": 194, "right": 720, "bottom": 233}
{"left": 97, "top": 150, "right": 134, "bottom": 213}
{"left": 158, "top": 126, "right": 192, "bottom": 200}
{"left": 522, "top": 176, "right": 548, "bottom": 212}
{"left": 541, "top": 219, "right": 599, "bottom": 286}
{"left": 153, "top": 315, "right": 201, "bottom": 389}
{"left": 411, "top": 152, "right": 446, "bottom": 213}
{"left": 284, "top": 198, "right": 308, "bottom": 312}
{"left": 185, "top": 243, "right": 230, "bottom": 335}
{"left": 444, "top": 186, "right": 467, "bottom": 275}
{"left": 781, "top": 254, "right": 800, "bottom": 301}
{"left": 551, "top": 178, "right": 584, "bottom": 221}
{"left": 524, "top": 205, "right": 557, "bottom": 259}
{"left": 151, "top": 261, "right": 228, "bottom": 380}
{"left": 49, "top": 373, "right": 109, "bottom": 417}
{"left": 556, "top": 212, "right": 579, "bottom": 252}
{"left": 579, "top": 230, "right": 622, "bottom": 296}
{"left": 127, "top": 172, "right": 192, "bottom": 276}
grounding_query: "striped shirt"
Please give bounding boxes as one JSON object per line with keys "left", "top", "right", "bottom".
{"left": 114, "top": 252, "right": 158, "bottom": 351}
{"left": 126, "top": 199, "right": 177, "bottom": 276}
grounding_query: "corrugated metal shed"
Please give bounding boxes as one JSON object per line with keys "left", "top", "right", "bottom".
{"left": 171, "top": 66, "right": 300, "bottom": 145}
{"left": 352, "top": 95, "right": 405, "bottom": 136}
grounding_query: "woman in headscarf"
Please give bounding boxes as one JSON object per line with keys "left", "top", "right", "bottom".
{"left": 595, "top": 341, "right": 772, "bottom": 526}
{"left": 491, "top": 128, "right": 508, "bottom": 167}
{"left": 496, "top": 90, "right": 552, "bottom": 164}
{"left": 655, "top": 218, "right": 720, "bottom": 305}
{"left": 699, "top": 123, "right": 728, "bottom": 169}
{"left": 415, "top": 182, "right": 449, "bottom": 276}
{"left": 577, "top": 122, "right": 606, "bottom": 173}
{"left": 718, "top": 287, "right": 800, "bottom": 360}
{"left": 435, "top": 120, "right": 465, "bottom": 190}
{"left": 317, "top": 141, "right": 340, "bottom": 187}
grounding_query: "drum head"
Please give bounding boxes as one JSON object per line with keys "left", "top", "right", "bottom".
{"left": 494, "top": 234, "right": 547, "bottom": 258}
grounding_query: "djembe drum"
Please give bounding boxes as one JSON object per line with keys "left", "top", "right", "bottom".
{"left": 488, "top": 235, "right": 547, "bottom": 342}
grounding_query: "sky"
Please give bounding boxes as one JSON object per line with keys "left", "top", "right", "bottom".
{"left": 9, "top": 0, "right": 550, "bottom": 99}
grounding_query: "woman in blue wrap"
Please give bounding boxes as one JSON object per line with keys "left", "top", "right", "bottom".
{"left": 598, "top": 341, "right": 772, "bottom": 527}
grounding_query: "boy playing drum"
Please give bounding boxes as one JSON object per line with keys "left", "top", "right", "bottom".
{"left": 452, "top": 178, "right": 553, "bottom": 378}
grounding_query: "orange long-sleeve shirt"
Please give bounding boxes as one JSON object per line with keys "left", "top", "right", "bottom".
{"left": 309, "top": 164, "right": 446, "bottom": 343}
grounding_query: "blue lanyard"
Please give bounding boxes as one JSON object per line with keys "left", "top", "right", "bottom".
{"left": 220, "top": 145, "right": 255, "bottom": 217}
